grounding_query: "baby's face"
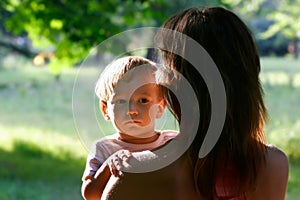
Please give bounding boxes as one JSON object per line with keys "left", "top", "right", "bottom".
{"left": 104, "top": 73, "right": 165, "bottom": 138}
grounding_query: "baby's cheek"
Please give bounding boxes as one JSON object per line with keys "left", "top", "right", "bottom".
{"left": 112, "top": 105, "right": 125, "bottom": 115}
{"left": 148, "top": 104, "right": 159, "bottom": 118}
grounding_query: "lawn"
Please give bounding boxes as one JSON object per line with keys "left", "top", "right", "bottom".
{"left": 260, "top": 57, "right": 300, "bottom": 200}
{"left": 0, "top": 56, "right": 299, "bottom": 199}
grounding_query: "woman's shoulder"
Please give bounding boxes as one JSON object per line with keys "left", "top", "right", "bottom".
{"left": 265, "top": 144, "right": 289, "bottom": 172}
{"left": 249, "top": 145, "right": 288, "bottom": 200}
{"left": 264, "top": 145, "right": 289, "bottom": 188}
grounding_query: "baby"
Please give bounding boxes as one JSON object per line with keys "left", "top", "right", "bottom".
{"left": 81, "top": 56, "right": 178, "bottom": 192}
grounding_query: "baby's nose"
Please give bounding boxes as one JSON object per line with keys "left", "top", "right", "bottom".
{"left": 127, "top": 102, "right": 138, "bottom": 115}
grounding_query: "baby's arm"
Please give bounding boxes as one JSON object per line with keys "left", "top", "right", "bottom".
{"left": 81, "top": 160, "right": 110, "bottom": 200}
{"left": 81, "top": 150, "right": 132, "bottom": 200}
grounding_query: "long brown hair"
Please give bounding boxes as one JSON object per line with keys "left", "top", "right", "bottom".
{"left": 159, "top": 7, "right": 267, "bottom": 198}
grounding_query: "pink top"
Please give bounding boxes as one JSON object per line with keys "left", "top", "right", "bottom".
{"left": 215, "top": 162, "right": 246, "bottom": 200}
{"left": 82, "top": 130, "right": 178, "bottom": 180}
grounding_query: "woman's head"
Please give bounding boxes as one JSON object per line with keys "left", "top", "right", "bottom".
{"left": 160, "top": 6, "right": 265, "bottom": 126}
{"left": 158, "top": 6, "right": 267, "bottom": 197}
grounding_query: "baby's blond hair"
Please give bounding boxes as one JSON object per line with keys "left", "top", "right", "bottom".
{"left": 95, "top": 56, "right": 162, "bottom": 102}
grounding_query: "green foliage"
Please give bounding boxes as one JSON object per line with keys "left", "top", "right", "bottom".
{"left": 263, "top": 0, "right": 300, "bottom": 40}
{"left": 221, "top": 0, "right": 263, "bottom": 15}
{"left": 2, "top": 0, "right": 167, "bottom": 67}
{"left": 287, "top": 163, "right": 300, "bottom": 199}
{"left": 0, "top": 0, "right": 243, "bottom": 74}
{"left": 5, "top": 0, "right": 294, "bottom": 69}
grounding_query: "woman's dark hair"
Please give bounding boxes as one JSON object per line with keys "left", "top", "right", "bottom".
{"left": 159, "top": 7, "right": 267, "bottom": 198}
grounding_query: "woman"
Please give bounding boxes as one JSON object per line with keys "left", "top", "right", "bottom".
{"left": 83, "top": 6, "right": 288, "bottom": 200}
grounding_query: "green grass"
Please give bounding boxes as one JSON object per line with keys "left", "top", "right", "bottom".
{"left": 0, "top": 56, "right": 299, "bottom": 199}
{"left": 0, "top": 58, "right": 87, "bottom": 199}
{"left": 0, "top": 141, "right": 84, "bottom": 200}
{"left": 260, "top": 57, "right": 300, "bottom": 199}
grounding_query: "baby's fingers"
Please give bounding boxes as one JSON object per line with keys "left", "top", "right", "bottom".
{"left": 113, "top": 155, "right": 126, "bottom": 176}
{"left": 108, "top": 156, "right": 122, "bottom": 176}
{"left": 118, "top": 150, "right": 132, "bottom": 161}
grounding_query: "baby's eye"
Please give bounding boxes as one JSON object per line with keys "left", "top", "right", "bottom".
{"left": 115, "top": 99, "right": 126, "bottom": 104}
{"left": 138, "top": 98, "right": 149, "bottom": 104}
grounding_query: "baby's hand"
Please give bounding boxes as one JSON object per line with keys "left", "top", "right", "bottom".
{"left": 107, "top": 150, "right": 131, "bottom": 177}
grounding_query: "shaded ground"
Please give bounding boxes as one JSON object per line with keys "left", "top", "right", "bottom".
{"left": 0, "top": 141, "right": 85, "bottom": 200}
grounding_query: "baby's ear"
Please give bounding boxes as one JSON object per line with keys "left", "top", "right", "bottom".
{"left": 155, "top": 99, "right": 166, "bottom": 119}
{"left": 100, "top": 101, "right": 110, "bottom": 120}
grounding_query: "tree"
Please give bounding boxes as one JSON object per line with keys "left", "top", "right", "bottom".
{"left": 261, "top": 0, "right": 300, "bottom": 58}
{"left": 1, "top": 0, "right": 167, "bottom": 75}
{"left": 1, "top": 0, "right": 259, "bottom": 74}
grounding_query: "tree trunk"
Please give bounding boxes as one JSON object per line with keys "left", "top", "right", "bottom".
{"left": 0, "top": 40, "right": 37, "bottom": 58}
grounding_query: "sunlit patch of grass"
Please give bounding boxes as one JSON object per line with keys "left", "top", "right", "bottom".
{"left": 263, "top": 72, "right": 290, "bottom": 85}
{"left": 261, "top": 57, "right": 300, "bottom": 72}
{"left": 260, "top": 57, "right": 300, "bottom": 88}
{"left": 0, "top": 124, "right": 87, "bottom": 158}
{"left": 292, "top": 73, "right": 300, "bottom": 87}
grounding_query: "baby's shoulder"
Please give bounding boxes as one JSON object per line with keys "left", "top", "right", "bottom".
{"left": 93, "top": 133, "right": 119, "bottom": 146}
{"left": 159, "top": 129, "right": 179, "bottom": 137}
{"left": 157, "top": 130, "right": 179, "bottom": 145}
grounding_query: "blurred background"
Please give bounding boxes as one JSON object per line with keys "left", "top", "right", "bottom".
{"left": 0, "top": 0, "right": 299, "bottom": 199}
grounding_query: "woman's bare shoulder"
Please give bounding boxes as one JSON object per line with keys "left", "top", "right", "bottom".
{"left": 249, "top": 145, "right": 288, "bottom": 200}
{"left": 265, "top": 145, "right": 289, "bottom": 172}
